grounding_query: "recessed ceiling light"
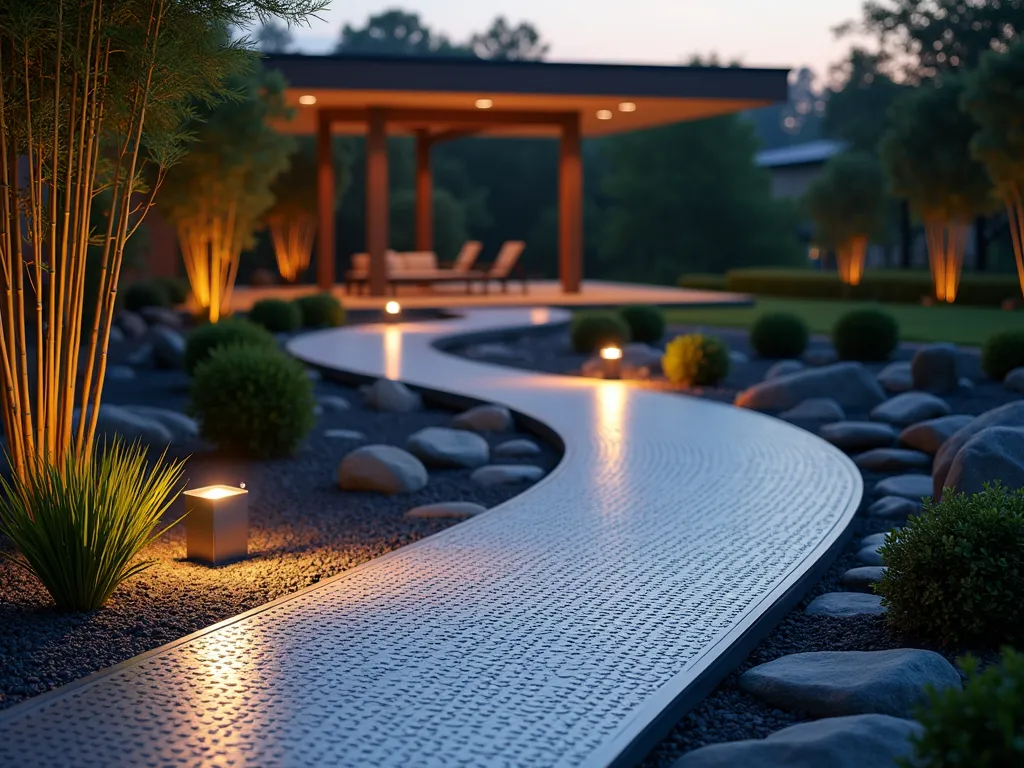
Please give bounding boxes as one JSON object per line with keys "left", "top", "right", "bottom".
{"left": 596, "top": 109, "right": 613, "bottom": 120}
{"left": 298, "top": 94, "right": 317, "bottom": 105}
{"left": 475, "top": 98, "right": 493, "bottom": 109}
{"left": 618, "top": 102, "right": 637, "bottom": 113}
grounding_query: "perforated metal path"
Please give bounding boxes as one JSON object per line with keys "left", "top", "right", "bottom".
{"left": 0, "top": 308, "right": 861, "bottom": 768}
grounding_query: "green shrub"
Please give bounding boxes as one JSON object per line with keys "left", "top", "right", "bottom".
{"left": 183, "top": 318, "right": 277, "bottom": 376}
{"left": 662, "top": 333, "right": 731, "bottom": 386}
{"left": 749, "top": 312, "right": 810, "bottom": 359}
{"left": 570, "top": 313, "right": 632, "bottom": 354}
{"left": 0, "top": 440, "right": 185, "bottom": 611}
{"left": 122, "top": 280, "right": 169, "bottom": 312}
{"left": 249, "top": 298, "right": 302, "bottom": 334}
{"left": 191, "top": 344, "right": 315, "bottom": 458}
{"left": 903, "top": 649, "right": 1024, "bottom": 768}
{"left": 618, "top": 304, "right": 666, "bottom": 344}
{"left": 152, "top": 276, "right": 190, "bottom": 306}
{"left": 980, "top": 330, "right": 1024, "bottom": 381}
{"left": 294, "top": 292, "right": 345, "bottom": 328}
{"left": 833, "top": 308, "right": 899, "bottom": 361}
{"left": 876, "top": 484, "right": 1024, "bottom": 647}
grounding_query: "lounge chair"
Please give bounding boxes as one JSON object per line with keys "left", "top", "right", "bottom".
{"left": 479, "top": 241, "right": 526, "bottom": 294}
{"left": 444, "top": 241, "right": 483, "bottom": 273}
{"left": 344, "top": 249, "right": 481, "bottom": 295}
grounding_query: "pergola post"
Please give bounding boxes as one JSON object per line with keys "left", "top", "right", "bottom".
{"left": 316, "top": 111, "right": 335, "bottom": 291}
{"left": 415, "top": 130, "right": 433, "bottom": 252}
{"left": 558, "top": 113, "right": 583, "bottom": 294}
{"left": 366, "top": 108, "right": 390, "bottom": 296}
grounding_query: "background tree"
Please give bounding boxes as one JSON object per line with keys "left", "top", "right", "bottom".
{"left": 335, "top": 9, "right": 468, "bottom": 56}
{"left": 257, "top": 19, "right": 294, "bottom": 53}
{"left": 964, "top": 42, "right": 1024, "bottom": 298}
{"left": 389, "top": 188, "right": 468, "bottom": 259}
{"left": 158, "top": 63, "right": 294, "bottom": 322}
{"left": 882, "top": 77, "right": 995, "bottom": 301}
{"left": 804, "top": 153, "right": 888, "bottom": 285}
{"left": 470, "top": 17, "right": 549, "bottom": 60}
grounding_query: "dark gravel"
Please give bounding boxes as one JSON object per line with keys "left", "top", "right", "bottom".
{"left": 0, "top": 357, "right": 560, "bottom": 711}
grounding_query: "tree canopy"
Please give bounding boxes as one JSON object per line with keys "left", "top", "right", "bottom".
{"left": 335, "top": 9, "right": 468, "bottom": 56}
{"left": 469, "top": 17, "right": 549, "bottom": 60}
{"left": 823, "top": 48, "right": 907, "bottom": 153}
{"left": 804, "top": 152, "right": 888, "bottom": 248}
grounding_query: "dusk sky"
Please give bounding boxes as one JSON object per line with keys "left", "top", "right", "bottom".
{"left": 288, "top": 0, "right": 870, "bottom": 82}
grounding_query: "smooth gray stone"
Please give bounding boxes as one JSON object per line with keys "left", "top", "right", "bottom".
{"left": 843, "top": 565, "right": 886, "bottom": 591}
{"left": 944, "top": 426, "right": 1024, "bottom": 497}
{"left": 730, "top": 350, "right": 749, "bottom": 365}
{"left": 898, "top": 414, "right": 973, "bottom": 455}
{"left": 105, "top": 365, "right": 135, "bottom": 381}
{"left": 126, "top": 342, "right": 154, "bottom": 367}
{"left": 493, "top": 438, "right": 542, "bottom": 457}
{"left": 780, "top": 398, "right": 845, "bottom": 424}
{"left": 120, "top": 405, "right": 198, "bottom": 441}
{"left": 324, "top": 429, "right": 365, "bottom": 440}
{"left": 803, "top": 348, "right": 838, "bottom": 367}
{"left": 318, "top": 395, "right": 351, "bottom": 412}
{"left": 338, "top": 445, "right": 428, "bottom": 495}
{"left": 819, "top": 421, "right": 897, "bottom": 452}
{"left": 74, "top": 404, "right": 173, "bottom": 447}
{"left": 910, "top": 343, "right": 959, "bottom": 394}
{"left": 867, "top": 496, "right": 923, "bottom": 519}
{"left": 406, "top": 427, "right": 490, "bottom": 469}
{"left": 114, "top": 310, "right": 147, "bottom": 338}
{"left": 140, "top": 306, "right": 184, "bottom": 330}
{"left": 736, "top": 362, "right": 885, "bottom": 412}
{"left": 463, "top": 342, "right": 523, "bottom": 361}
{"left": 933, "top": 402, "right": 1024, "bottom": 498}
{"left": 365, "top": 379, "right": 422, "bottom": 413}
{"left": 471, "top": 464, "right": 544, "bottom": 486}
{"left": 877, "top": 361, "right": 913, "bottom": 394}
{"left": 959, "top": 376, "right": 974, "bottom": 388}
{"left": 874, "top": 474, "right": 933, "bottom": 501}
{"left": 1006, "top": 367, "right": 1024, "bottom": 393}
{"left": 805, "top": 592, "right": 885, "bottom": 618}
{"left": 306, "top": 368, "right": 322, "bottom": 382}
{"left": 854, "top": 448, "right": 931, "bottom": 472}
{"left": 621, "top": 342, "right": 665, "bottom": 369}
{"left": 452, "top": 404, "right": 512, "bottom": 432}
{"left": 861, "top": 532, "right": 892, "bottom": 549}
{"left": 150, "top": 326, "right": 185, "bottom": 370}
{"left": 739, "top": 649, "right": 961, "bottom": 718}
{"left": 870, "top": 392, "right": 951, "bottom": 427}
{"left": 406, "top": 501, "right": 487, "bottom": 519}
{"left": 856, "top": 545, "right": 885, "bottom": 566}
{"left": 764, "top": 360, "right": 805, "bottom": 380}
{"left": 108, "top": 325, "right": 125, "bottom": 345}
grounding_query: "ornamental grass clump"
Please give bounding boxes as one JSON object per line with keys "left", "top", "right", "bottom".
{"left": 980, "top": 329, "right": 1024, "bottom": 382}
{"left": 183, "top": 318, "right": 278, "bottom": 375}
{"left": 618, "top": 304, "right": 666, "bottom": 344}
{"left": 248, "top": 298, "right": 302, "bottom": 334}
{"left": 833, "top": 308, "right": 899, "bottom": 361}
{"left": 0, "top": 440, "right": 186, "bottom": 611}
{"left": 876, "top": 484, "right": 1024, "bottom": 648}
{"left": 749, "top": 312, "right": 809, "bottom": 359}
{"left": 662, "top": 334, "right": 730, "bottom": 386}
{"left": 570, "top": 313, "right": 632, "bottom": 353}
{"left": 903, "top": 648, "right": 1024, "bottom": 768}
{"left": 294, "top": 293, "right": 346, "bottom": 328}
{"left": 191, "top": 344, "right": 315, "bottom": 458}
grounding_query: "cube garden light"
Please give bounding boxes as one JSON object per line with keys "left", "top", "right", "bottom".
{"left": 184, "top": 484, "right": 249, "bottom": 565}
{"left": 600, "top": 346, "right": 623, "bottom": 379}
{"left": 384, "top": 300, "right": 402, "bottom": 323}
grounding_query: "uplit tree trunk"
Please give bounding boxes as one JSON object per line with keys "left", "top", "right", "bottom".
{"left": 923, "top": 216, "right": 970, "bottom": 303}
{"left": 178, "top": 205, "right": 244, "bottom": 323}
{"left": 836, "top": 236, "right": 868, "bottom": 286}
{"left": 269, "top": 213, "right": 316, "bottom": 282}
{"left": 1004, "top": 185, "right": 1024, "bottom": 299}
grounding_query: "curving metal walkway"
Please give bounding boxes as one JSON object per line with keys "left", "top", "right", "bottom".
{"left": 0, "top": 308, "right": 861, "bottom": 768}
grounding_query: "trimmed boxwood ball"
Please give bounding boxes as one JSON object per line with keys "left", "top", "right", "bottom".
{"left": 907, "top": 649, "right": 1024, "bottom": 768}
{"left": 191, "top": 345, "right": 315, "bottom": 459}
{"left": 618, "top": 304, "right": 666, "bottom": 344}
{"left": 832, "top": 307, "right": 899, "bottom": 361}
{"left": 876, "top": 484, "right": 1024, "bottom": 648}
{"left": 249, "top": 298, "right": 302, "bottom": 334}
{"left": 662, "top": 333, "right": 730, "bottom": 386}
{"left": 749, "top": 312, "right": 809, "bottom": 359}
{"left": 122, "top": 280, "right": 169, "bottom": 312}
{"left": 294, "top": 292, "right": 345, "bottom": 328}
{"left": 981, "top": 329, "right": 1024, "bottom": 381}
{"left": 570, "top": 313, "right": 631, "bottom": 354}
{"left": 183, "top": 318, "right": 277, "bottom": 376}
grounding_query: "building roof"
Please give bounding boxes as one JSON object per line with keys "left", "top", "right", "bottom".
{"left": 263, "top": 53, "right": 790, "bottom": 138}
{"left": 755, "top": 139, "right": 846, "bottom": 169}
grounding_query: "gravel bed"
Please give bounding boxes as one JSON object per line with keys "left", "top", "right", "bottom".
{"left": 0, "top": 365, "right": 561, "bottom": 711}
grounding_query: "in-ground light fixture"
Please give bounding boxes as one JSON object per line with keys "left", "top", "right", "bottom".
{"left": 600, "top": 345, "right": 623, "bottom": 379}
{"left": 184, "top": 483, "right": 249, "bottom": 565}
{"left": 384, "top": 300, "right": 401, "bottom": 323}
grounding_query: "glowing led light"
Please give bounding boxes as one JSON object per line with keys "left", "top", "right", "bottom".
{"left": 596, "top": 109, "right": 613, "bottom": 120}
{"left": 183, "top": 485, "right": 250, "bottom": 565}
{"left": 600, "top": 346, "right": 622, "bottom": 361}
{"left": 385, "top": 300, "right": 401, "bottom": 315}
{"left": 618, "top": 102, "right": 637, "bottom": 112}
{"left": 298, "top": 94, "right": 317, "bottom": 105}
{"left": 475, "top": 98, "right": 493, "bottom": 109}
{"left": 188, "top": 485, "right": 246, "bottom": 500}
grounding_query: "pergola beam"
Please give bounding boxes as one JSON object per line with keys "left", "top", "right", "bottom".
{"left": 415, "top": 130, "right": 433, "bottom": 252}
{"left": 321, "top": 107, "right": 576, "bottom": 129}
{"left": 366, "top": 108, "right": 389, "bottom": 296}
{"left": 316, "top": 112, "right": 335, "bottom": 290}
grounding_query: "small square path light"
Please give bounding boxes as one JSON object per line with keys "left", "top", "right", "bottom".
{"left": 184, "top": 484, "right": 249, "bottom": 565}
{"left": 384, "top": 300, "right": 402, "bottom": 323}
{"left": 600, "top": 345, "right": 622, "bottom": 379}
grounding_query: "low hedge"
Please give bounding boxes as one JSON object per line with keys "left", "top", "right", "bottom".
{"left": 678, "top": 268, "right": 1020, "bottom": 307}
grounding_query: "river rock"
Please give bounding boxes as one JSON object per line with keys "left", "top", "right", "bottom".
{"left": 910, "top": 343, "right": 959, "bottom": 394}
{"left": 874, "top": 474, "right": 933, "bottom": 501}
{"left": 105, "top": 365, "right": 135, "bottom": 381}
{"left": 471, "top": 464, "right": 544, "bottom": 486}
{"left": 843, "top": 565, "right": 886, "bottom": 591}
{"left": 150, "top": 326, "right": 185, "bottom": 369}
{"left": 735, "top": 362, "right": 885, "bottom": 412}
{"left": 870, "top": 392, "right": 951, "bottom": 427}
{"left": 364, "top": 379, "right": 422, "bottom": 413}
{"left": 861, "top": 532, "right": 892, "bottom": 549}
{"left": 933, "top": 402, "right": 1024, "bottom": 497}
{"left": 406, "top": 501, "right": 487, "bottom": 519}
{"left": 877, "top": 362, "right": 913, "bottom": 394}
{"left": 898, "top": 415, "right": 973, "bottom": 455}
{"left": 406, "top": 427, "right": 490, "bottom": 469}
{"left": 324, "top": 428, "right": 365, "bottom": 441}
{"left": 764, "top": 360, "right": 805, "bottom": 380}
{"left": 74, "top": 404, "right": 173, "bottom": 447}
{"left": 867, "top": 496, "right": 923, "bottom": 519}
{"left": 337, "top": 445, "right": 428, "bottom": 494}
{"left": 944, "top": 426, "right": 1024, "bottom": 496}
{"left": 120, "top": 405, "right": 198, "bottom": 442}
{"left": 452, "top": 404, "right": 512, "bottom": 432}
{"left": 140, "top": 306, "right": 183, "bottom": 330}
{"left": 805, "top": 593, "right": 886, "bottom": 618}
{"left": 854, "top": 448, "right": 931, "bottom": 472}
{"left": 114, "top": 310, "right": 147, "bottom": 338}
{"left": 493, "top": 438, "right": 542, "bottom": 457}
{"left": 318, "top": 395, "right": 350, "bottom": 412}
{"left": 1005, "top": 367, "right": 1024, "bottom": 393}
{"left": 819, "top": 421, "right": 897, "bottom": 452}
{"left": 779, "top": 398, "right": 845, "bottom": 425}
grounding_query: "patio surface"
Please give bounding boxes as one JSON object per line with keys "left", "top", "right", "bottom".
{"left": 0, "top": 308, "right": 860, "bottom": 767}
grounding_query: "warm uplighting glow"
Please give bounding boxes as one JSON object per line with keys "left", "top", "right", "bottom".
{"left": 596, "top": 109, "right": 613, "bottom": 120}
{"left": 600, "top": 346, "right": 622, "bottom": 361}
{"left": 925, "top": 220, "right": 969, "bottom": 303}
{"left": 186, "top": 484, "right": 246, "bottom": 500}
{"left": 269, "top": 213, "right": 315, "bottom": 282}
{"left": 836, "top": 236, "right": 868, "bottom": 286}
{"left": 298, "top": 94, "right": 317, "bottom": 105}
{"left": 475, "top": 98, "right": 493, "bottom": 109}
{"left": 383, "top": 325, "right": 402, "bottom": 381}
{"left": 618, "top": 102, "right": 637, "bottom": 112}
{"left": 808, "top": 246, "right": 820, "bottom": 261}
{"left": 385, "top": 300, "right": 401, "bottom": 315}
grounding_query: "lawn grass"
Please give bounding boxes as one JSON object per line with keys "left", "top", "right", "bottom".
{"left": 664, "top": 297, "right": 1019, "bottom": 347}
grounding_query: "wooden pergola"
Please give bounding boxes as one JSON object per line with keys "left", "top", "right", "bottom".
{"left": 265, "top": 54, "right": 789, "bottom": 296}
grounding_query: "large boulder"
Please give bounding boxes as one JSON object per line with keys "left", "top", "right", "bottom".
{"left": 944, "top": 426, "right": 1024, "bottom": 496}
{"left": 876, "top": 361, "right": 913, "bottom": 394}
{"left": 805, "top": 593, "right": 885, "bottom": 618}
{"left": 933, "top": 402, "right": 1024, "bottom": 498}
{"left": 150, "top": 327, "right": 185, "bottom": 369}
{"left": 337, "top": 445, "right": 428, "bottom": 495}
{"left": 854, "top": 448, "right": 931, "bottom": 472}
{"left": 870, "top": 392, "right": 951, "bottom": 427}
{"left": 406, "top": 427, "right": 490, "bottom": 469}
{"left": 738, "top": 649, "right": 960, "bottom": 718}
{"left": 471, "top": 464, "right": 544, "bottom": 486}
{"left": 910, "top": 343, "right": 959, "bottom": 393}
{"left": 364, "top": 379, "right": 422, "bottom": 413}
{"left": 735, "top": 362, "right": 886, "bottom": 412}
{"left": 671, "top": 715, "right": 921, "bottom": 768}
{"left": 452, "top": 404, "right": 512, "bottom": 432}
{"left": 819, "top": 422, "right": 897, "bottom": 453}
{"left": 898, "top": 414, "right": 973, "bottom": 455}
{"left": 764, "top": 359, "right": 805, "bottom": 381}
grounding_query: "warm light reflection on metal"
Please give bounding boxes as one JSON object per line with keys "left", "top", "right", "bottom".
{"left": 618, "top": 102, "right": 637, "bottom": 112}
{"left": 298, "top": 94, "right": 317, "bottom": 105}
{"left": 184, "top": 485, "right": 249, "bottom": 564}
{"left": 596, "top": 109, "right": 613, "bottom": 120}
{"left": 475, "top": 98, "right": 493, "bottom": 109}
{"left": 383, "top": 325, "right": 402, "bottom": 381}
